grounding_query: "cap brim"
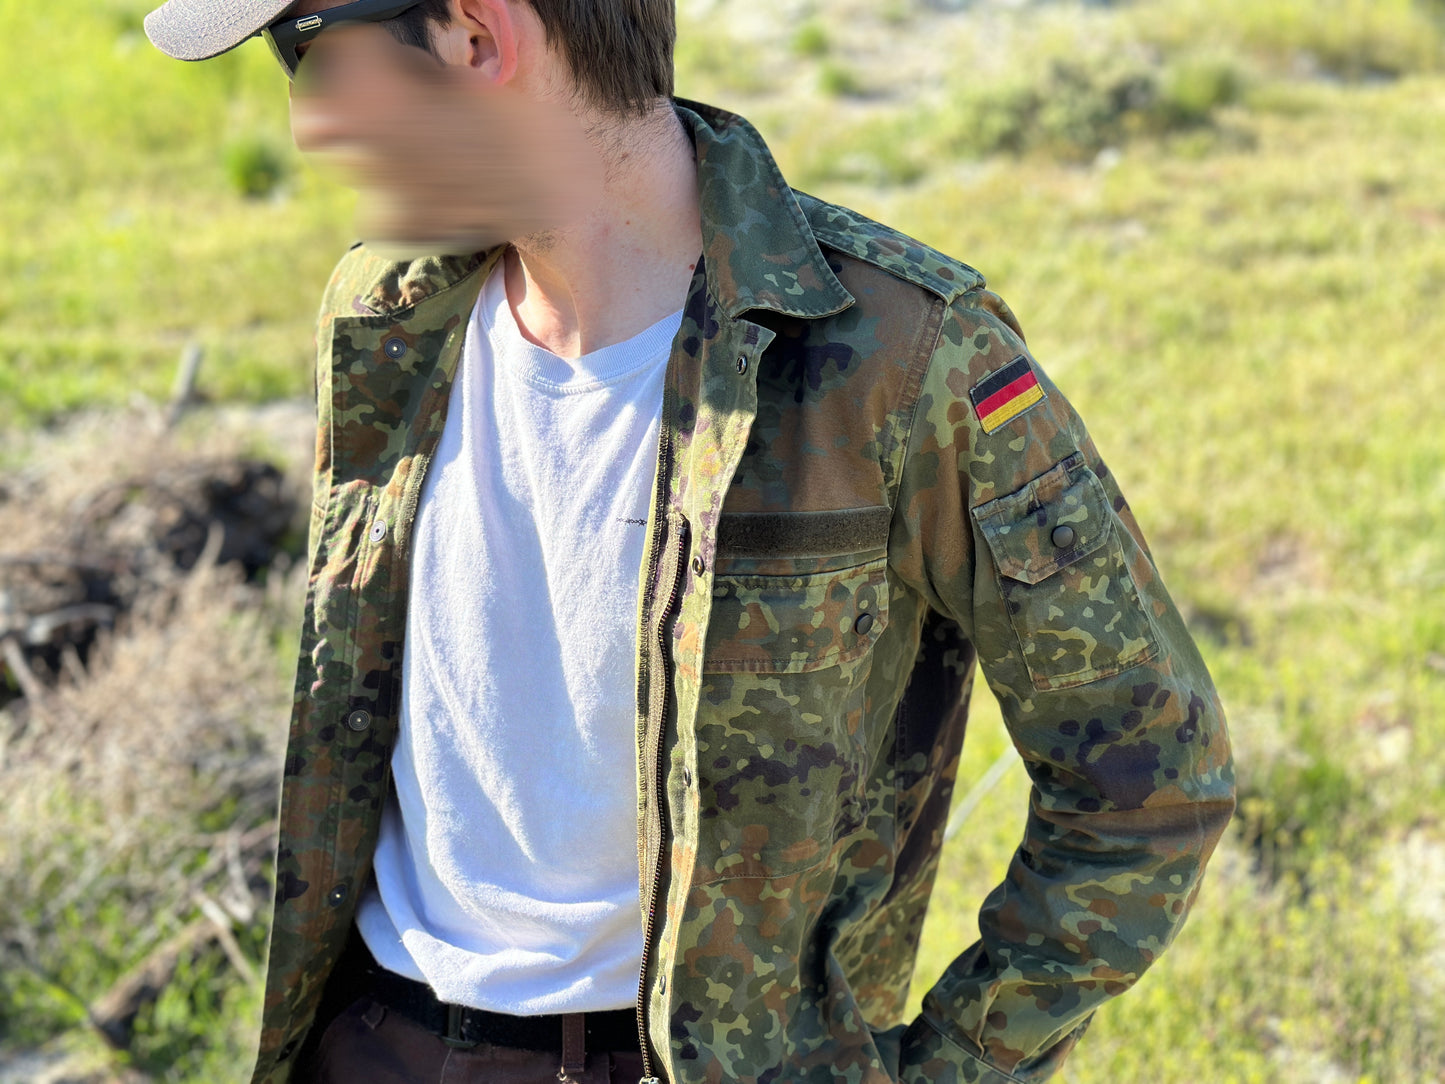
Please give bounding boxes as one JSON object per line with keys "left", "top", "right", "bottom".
{"left": 144, "top": 0, "right": 297, "bottom": 61}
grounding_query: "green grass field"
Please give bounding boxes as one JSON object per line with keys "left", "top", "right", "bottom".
{"left": 2, "top": 0, "right": 1443, "bottom": 1080}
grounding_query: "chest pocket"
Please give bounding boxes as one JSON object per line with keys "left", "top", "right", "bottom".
{"left": 973, "top": 452, "right": 1157, "bottom": 691}
{"left": 692, "top": 510, "right": 891, "bottom": 881}
{"left": 702, "top": 558, "right": 889, "bottom": 673}
{"left": 701, "top": 505, "right": 892, "bottom": 672}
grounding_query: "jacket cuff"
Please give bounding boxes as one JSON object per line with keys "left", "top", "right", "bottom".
{"left": 896, "top": 1018, "right": 1022, "bottom": 1084}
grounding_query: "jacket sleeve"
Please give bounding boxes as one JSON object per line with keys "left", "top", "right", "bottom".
{"left": 886, "top": 288, "right": 1236, "bottom": 1083}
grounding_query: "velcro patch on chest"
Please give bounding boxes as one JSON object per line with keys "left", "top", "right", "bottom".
{"left": 969, "top": 354, "right": 1046, "bottom": 434}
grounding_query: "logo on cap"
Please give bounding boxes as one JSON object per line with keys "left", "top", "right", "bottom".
{"left": 296, "top": 14, "right": 323, "bottom": 29}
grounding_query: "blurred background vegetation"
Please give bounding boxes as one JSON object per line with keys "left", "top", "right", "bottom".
{"left": 2, "top": 0, "right": 1443, "bottom": 1080}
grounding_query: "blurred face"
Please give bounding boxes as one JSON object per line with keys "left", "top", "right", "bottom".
{"left": 283, "top": 0, "right": 603, "bottom": 255}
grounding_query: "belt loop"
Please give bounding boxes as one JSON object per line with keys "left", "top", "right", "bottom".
{"left": 444, "top": 1003, "right": 480, "bottom": 1050}
{"left": 558, "top": 1012, "right": 586, "bottom": 1081}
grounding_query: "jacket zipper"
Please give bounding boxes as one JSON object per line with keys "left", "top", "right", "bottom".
{"left": 635, "top": 423, "right": 685, "bottom": 1084}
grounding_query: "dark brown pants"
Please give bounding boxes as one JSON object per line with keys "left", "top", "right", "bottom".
{"left": 302, "top": 997, "right": 647, "bottom": 1084}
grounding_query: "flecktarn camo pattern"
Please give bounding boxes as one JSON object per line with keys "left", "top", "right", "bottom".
{"left": 251, "top": 101, "right": 1234, "bottom": 1084}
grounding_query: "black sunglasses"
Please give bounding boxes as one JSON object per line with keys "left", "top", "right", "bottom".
{"left": 262, "top": 0, "right": 425, "bottom": 79}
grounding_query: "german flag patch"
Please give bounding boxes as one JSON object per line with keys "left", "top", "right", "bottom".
{"left": 969, "top": 355, "right": 1045, "bottom": 434}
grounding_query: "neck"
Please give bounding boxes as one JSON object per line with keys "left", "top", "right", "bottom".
{"left": 504, "top": 103, "right": 701, "bottom": 359}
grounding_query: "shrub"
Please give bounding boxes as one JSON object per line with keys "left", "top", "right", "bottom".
{"left": 222, "top": 134, "right": 287, "bottom": 199}
{"left": 817, "top": 60, "right": 863, "bottom": 98}
{"left": 0, "top": 411, "right": 306, "bottom": 1082}
{"left": 1156, "top": 55, "right": 1244, "bottom": 127}
{"left": 939, "top": 46, "right": 1245, "bottom": 162}
{"left": 791, "top": 21, "right": 831, "bottom": 58}
{"left": 943, "top": 55, "right": 1160, "bottom": 160}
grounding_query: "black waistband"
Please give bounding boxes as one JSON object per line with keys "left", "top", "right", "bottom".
{"left": 362, "top": 961, "right": 641, "bottom": 1054}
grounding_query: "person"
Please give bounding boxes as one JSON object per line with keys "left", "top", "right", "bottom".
{"left": 143, "top": 2, "right": 1236, "bottom": 1082}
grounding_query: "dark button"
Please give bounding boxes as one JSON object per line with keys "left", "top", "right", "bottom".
{"left": 383, "top": 337, "right": 407, "bottom": 359}
{"left": 682, "top": 766, "right": 692, "bottom": 787}
{"left": 854, "top": 612, "right": 875, "bottom": 635}
{"left": 1051, "top": 524, "right": 1077, "bottom": 550}
{"left": 691, "top": 554, "right": 705, "bottom": 576}
{"left": 346, "top": 709, "right": 372, "bottom": 732}
{"left": 369, "top": 518, "right": 388, "bottom": 543}
{"left": 735, "top": 355, "right": 748, "bottom": 374}
{"left": 278, "top": 1040, "right": 299, "bottom": 1061}
{"left": 327, "top": 884, "right": 349, "bottom": 906}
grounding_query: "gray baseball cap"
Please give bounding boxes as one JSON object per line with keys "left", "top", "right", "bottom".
{"left": 144, "top": 0, "right": 296, "bottom": 61}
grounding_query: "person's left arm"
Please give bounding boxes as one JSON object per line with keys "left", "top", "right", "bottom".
{"left": 885, "top": 286, "right": 1236, "bottom": 1082}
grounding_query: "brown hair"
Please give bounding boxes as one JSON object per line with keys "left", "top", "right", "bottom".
{"left": 387, "top": 0, "right": 674, "bottom": 116}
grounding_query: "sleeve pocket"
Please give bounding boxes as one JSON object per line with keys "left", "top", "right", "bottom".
{"left": 972, "top": 452, "right": 1157, "bottom": 690}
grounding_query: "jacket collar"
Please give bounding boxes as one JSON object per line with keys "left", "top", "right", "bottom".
{"left": 676, "top": 100, "right": 854, "bottom": 322}
{"left": 348, "top": 100, "right": 854, "bottom": 323}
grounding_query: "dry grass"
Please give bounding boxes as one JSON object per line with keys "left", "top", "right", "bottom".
{"left": 0, "top": 405, "right": 309, "bottom": 1080}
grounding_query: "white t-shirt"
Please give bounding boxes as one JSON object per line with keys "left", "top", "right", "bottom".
{"left": 356, "top": 261, "right": 680, "bottom": 1013}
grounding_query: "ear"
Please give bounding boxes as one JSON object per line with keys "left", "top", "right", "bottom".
{"left": 445, "top": 0, "right": 518, "bottom": 84}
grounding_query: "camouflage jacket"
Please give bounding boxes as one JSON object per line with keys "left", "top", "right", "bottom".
{"left": 252, "top": 101, "right": 1234, "bottom": 1084}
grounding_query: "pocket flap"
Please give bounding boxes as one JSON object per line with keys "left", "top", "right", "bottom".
{"left": 971, "top": 452, "right": 1110, "bottom": 585}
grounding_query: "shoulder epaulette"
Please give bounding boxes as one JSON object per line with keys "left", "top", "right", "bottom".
{"left": 795, "top": 191, "right": 984, "bottom": 304}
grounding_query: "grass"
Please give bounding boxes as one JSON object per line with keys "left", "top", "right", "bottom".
{"left": 0, "top": 0, "right": 352, "bottom": 419}
{"left": 864, "top": 70, "right": 1445, "bottom": 1084}
{"left": 4, "top": 0, "right": 1445, "bottom": 1080}
{"left": 1135, "top": 0, "right": 1445, "bottom": 80}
